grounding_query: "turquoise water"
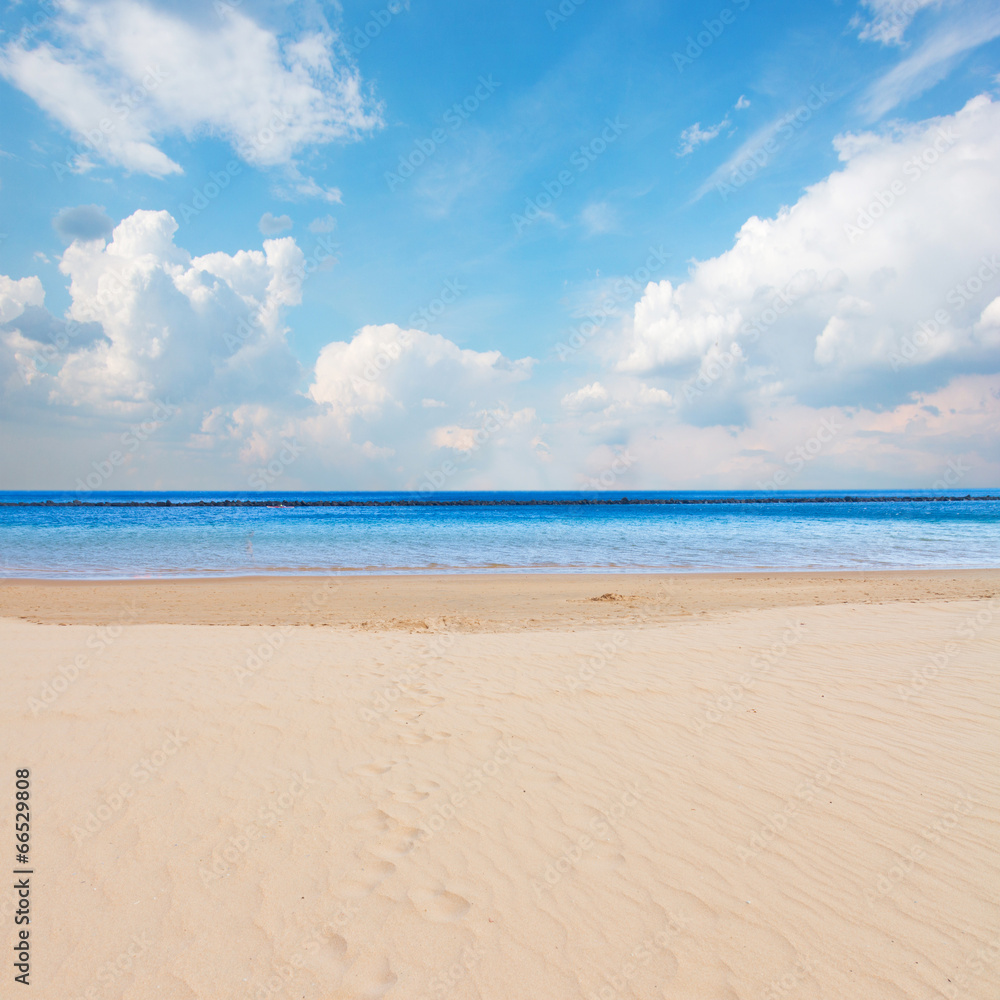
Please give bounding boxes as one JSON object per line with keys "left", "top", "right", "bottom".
{"left": 0, "top": 491, "right": 998, "bottom": 579}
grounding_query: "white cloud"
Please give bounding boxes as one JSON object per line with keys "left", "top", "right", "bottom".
{"left": 259, "top": 212, "right": 293, "bottom": 235}
{"left": 308, "top": 214, "right": 337, "bottom": 234}
{"left": 851, "top": 0, "right": 942, "bottom": 45}
{"left": 49, "top": 209, "right": 305, "bottom": 411}
{"left": 0, "top": 0, "right": 381, "bottom": 180}
{"left": 677, "top": 117, "right": 730, "bottom": 157}
{"left": 617, "top": 95, "right": 1000, "bottom": 414}
{"left": 0, "top": 275, "right": 45, "bottom": 326}
{"left": 735, "top": 95, "right": 751, "bottom": 110}
{"left": 309, "top": 324, "right": 532, "bottom": 419}
{"left": 561, "top": 382, "right": 609, "bottom": 411}
{"left": 858, "top": 3, "right": 1000, "bottom": 119}
{"left": 1, "top": 210, "right": 541, "bottom": 487}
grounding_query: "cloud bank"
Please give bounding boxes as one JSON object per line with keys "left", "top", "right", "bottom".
{"left": 2, "top": 96, "right": 999, "bottom": 489}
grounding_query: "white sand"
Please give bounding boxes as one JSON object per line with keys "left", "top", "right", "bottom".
{"left": 1, "top": 574, "right": 999, "bottom": 999}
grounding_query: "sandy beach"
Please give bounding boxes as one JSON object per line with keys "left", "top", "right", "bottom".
{"left": 2, "top": 571, "right": 999, "bottom": 999}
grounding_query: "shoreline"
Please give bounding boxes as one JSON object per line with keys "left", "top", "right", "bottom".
{"left": 3, "top": 567, "right": 998, "bottom": 627}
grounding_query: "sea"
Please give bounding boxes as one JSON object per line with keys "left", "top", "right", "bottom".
{"left": 1, "top": 490, "right": 998, "bottom": 580}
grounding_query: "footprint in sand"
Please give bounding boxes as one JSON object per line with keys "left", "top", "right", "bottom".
{"left": 387, "top": 788, "right": 428, "bottom": 803}
{"left": 339, "top": 858, "right": 396, "bottom": 899}
{"left": 350, "top": 808, "right": 396, "bottom": 834}
{"left": 343, "top": 955, "right": 398, "bottom": 999}
{"left": 352, "top": 761, "right": 396, "bottom": 776}
{"left": 408, "top": 886, "right": 471, "bottom": 922}
{"left": 369, "top": 825, "right": 420, "bottom": 860}
{"left": 305, "top": 933, "right": 349, "bottom": 978}
{"left": 386, "top": 778, "right": 439, "bottom": 803}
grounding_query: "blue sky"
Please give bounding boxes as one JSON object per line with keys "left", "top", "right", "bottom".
{"left": 1, "top": 0, "right": 999, "bottom": 491}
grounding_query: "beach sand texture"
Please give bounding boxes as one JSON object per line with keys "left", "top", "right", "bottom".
{"left": 2, "top": 571, "right": 999, "bottom": 999}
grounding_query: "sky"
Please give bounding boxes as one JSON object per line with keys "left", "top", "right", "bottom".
{"left": 0, "top": 0, "right": 999, "bottom": 493}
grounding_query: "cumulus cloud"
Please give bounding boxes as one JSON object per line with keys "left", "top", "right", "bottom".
{"left": 616, "top": 94, "right": 1000, "bottom": 415}
{"left": 0, "top": 0, "right": 381, "bottom": 181}
{"left": 303, "top": 324, "right": 537, "bottom": 486}
{"left": 309, "top": 324, "right": 531, "bottom": 421}
{"left": 0, "top": 275, "right": 45, "bottom": 326}
{"left": 45, "top": 209, "right": 306, "bottom": 412}
{"left": 1, "top": 209, "right": 540, "bottom": 487}
{"left": 259, "top": 212, "right": 293, "bottom": 235}
{"left": 561, "top": 382, "right": 609, "bottom": 411}
{"left": 53, "top": 204, "right": 114, "bottom": 242}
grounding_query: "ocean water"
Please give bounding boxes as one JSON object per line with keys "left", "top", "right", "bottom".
{"left": 0, "top": 490, "right": 998, "bottom": 579}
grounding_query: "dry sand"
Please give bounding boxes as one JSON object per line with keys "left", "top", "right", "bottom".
{"left": 1, "top": 571, "right": 999, "bottom": 999}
